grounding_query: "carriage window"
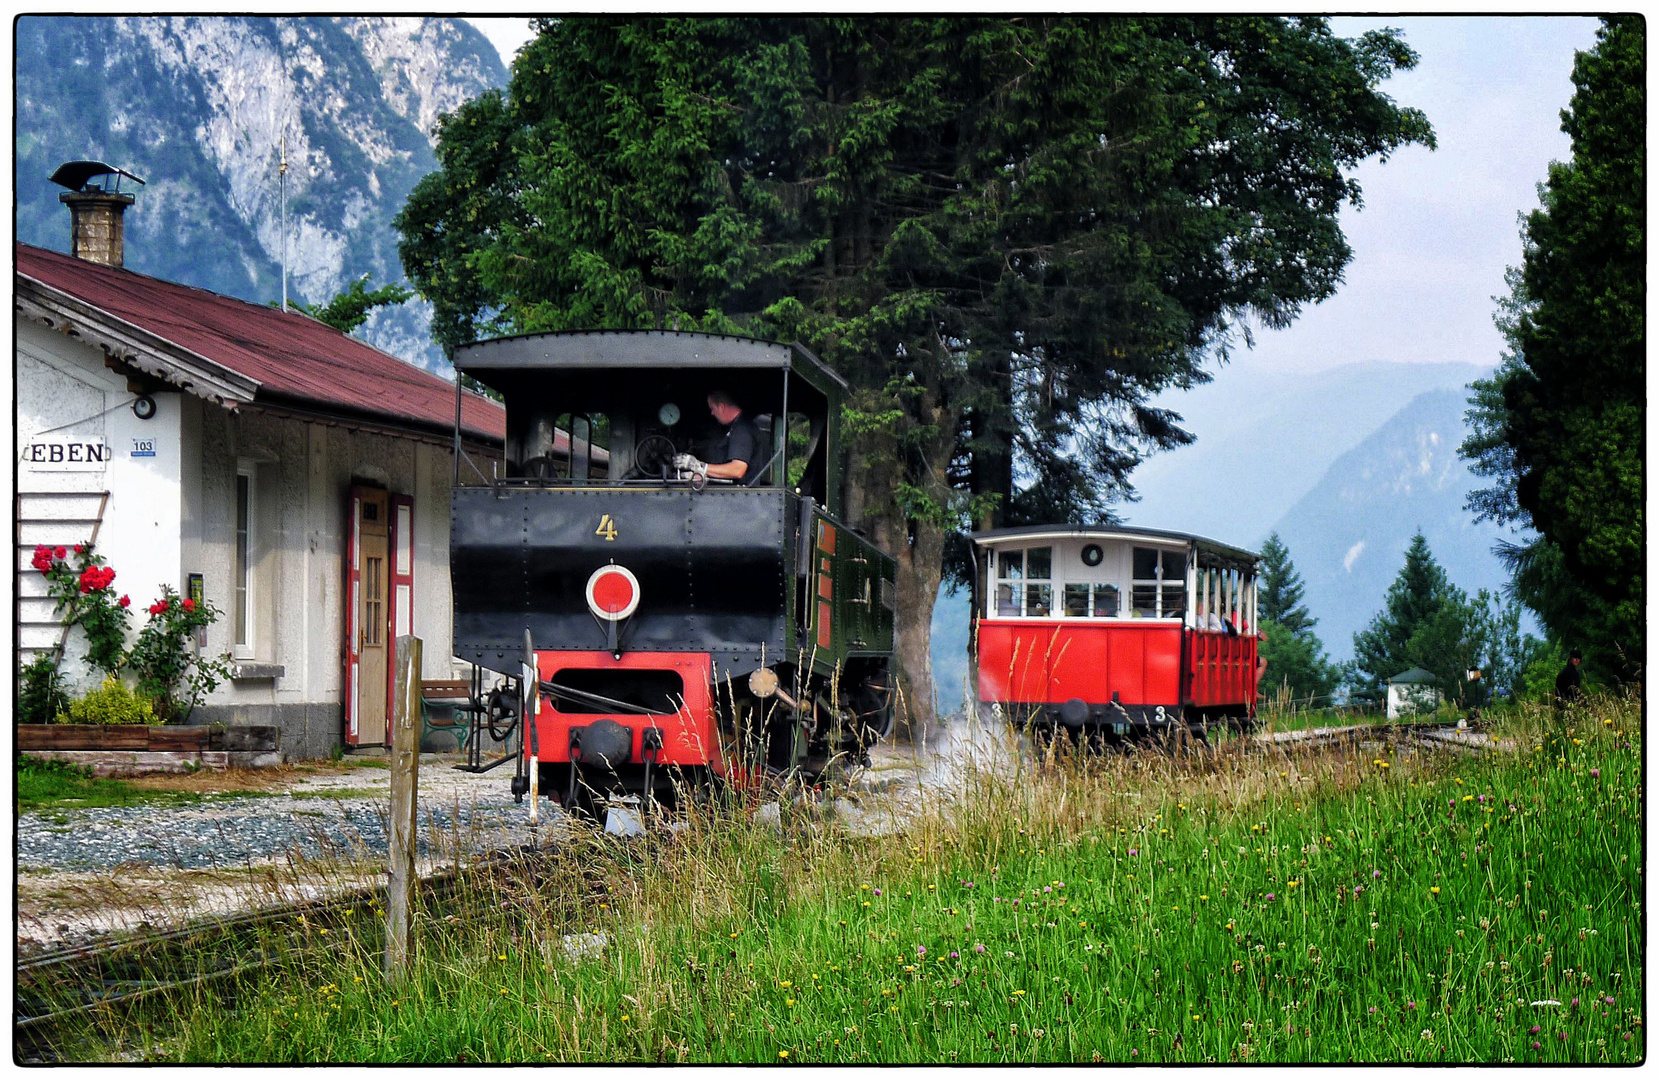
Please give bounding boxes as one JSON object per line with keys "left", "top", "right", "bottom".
{"left": 1024, "top": 547, "right": 1052, "bottom": 615}
{"left": 1131, "top": 546, "right": 1185, "bottom": 617}
{"left": 1131, "top": 547, "right": 1160, "bottom": 616}
{"left": 994, "top": 546, "right": 1051, "bottom": 617}
{"left": 1161, "top": 551, "right": 1187, "bottom": 619}
{"left": 1065, "top": 582, "right": 1120, "bottom": 617}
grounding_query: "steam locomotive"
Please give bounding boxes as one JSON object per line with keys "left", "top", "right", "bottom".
{"left": 448, "top": 330, "right": 897, "bottom": 820}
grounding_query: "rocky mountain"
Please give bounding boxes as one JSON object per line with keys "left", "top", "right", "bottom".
{"left": 15, "top": 16, "right": 506, "bottom": 371}
{"left": 1271, "top": 388, "right": 1525, "bottom": 662}
{"left": 1123, "top": 360, "right": 1491, "bottom": 544}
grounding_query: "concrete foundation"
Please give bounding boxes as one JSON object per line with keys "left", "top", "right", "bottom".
{"left": 23, "top": 749, "right": 283, "bottom": 777}
{"left": 189, "top": 702, "right": 342, "bottom": 761}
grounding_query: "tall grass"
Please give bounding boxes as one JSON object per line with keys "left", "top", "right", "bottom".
{"left": 124, "top": 695, "right": 1642, "bottom": 1063}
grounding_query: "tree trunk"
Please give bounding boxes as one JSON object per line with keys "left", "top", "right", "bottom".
{"left": 891, "top": 514, "right": 946, "bottom": 735}
{"left": 843, "top": 396, "right": 958, "bottom": 739}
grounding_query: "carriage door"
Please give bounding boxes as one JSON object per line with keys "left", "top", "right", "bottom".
{"left": 345, "top": 486, "right": 392, "bottom": 747}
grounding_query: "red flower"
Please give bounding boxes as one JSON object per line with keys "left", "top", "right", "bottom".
{"left": 149, "top": 601, "right": 168, "bottom": 615}
{"left": 181, "top": 598, "right": 196, "bottom": 613}
{"left": 53, "top": 546, "right": 66, "bottom": 560}
{"left": 73, "top": 544, "right": 85, "bottom": 555}
{"left": 118, "top": 595, "right": 131, "bottom": 608}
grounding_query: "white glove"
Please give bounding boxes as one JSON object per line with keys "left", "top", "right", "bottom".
{"left": 673, "top": 453, "right": 707, "bottom": 477}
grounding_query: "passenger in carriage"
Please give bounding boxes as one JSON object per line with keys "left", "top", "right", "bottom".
{"left": 1196, "top": 600, "right": 1224, "bottom": 632}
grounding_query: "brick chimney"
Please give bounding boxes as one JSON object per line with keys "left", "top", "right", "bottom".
{"left": 49, "top": 161, "right": 145, "bottom": 268}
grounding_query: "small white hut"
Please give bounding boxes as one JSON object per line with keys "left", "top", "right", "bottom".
{"left": 1386, "top": 667, "right": 1442, "bottom": 720}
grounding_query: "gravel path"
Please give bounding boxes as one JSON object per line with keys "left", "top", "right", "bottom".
{"left": 18, "top": 758, "right": 548, "bottom": 874}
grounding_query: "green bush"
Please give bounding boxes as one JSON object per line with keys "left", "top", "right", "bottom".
{"left": 18, "top": 653, "right": 70, "bottom": 723}
{"left": 55, "top": 676, "right": 157, "bottom": 725}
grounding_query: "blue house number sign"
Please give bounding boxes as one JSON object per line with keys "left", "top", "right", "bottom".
{"left": 131, "top": 438, "right": 156, "bottom": 458}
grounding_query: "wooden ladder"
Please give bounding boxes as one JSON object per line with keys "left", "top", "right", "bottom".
{"left": 14, "top": 490, "right": 110, "bottom": 669}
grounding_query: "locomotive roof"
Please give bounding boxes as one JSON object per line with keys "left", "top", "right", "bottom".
{"left": 455, "top": 329, "right": 848, "bottom": 396}
{"left": 970, "top": 523, "right": 1260, "bottom": 568}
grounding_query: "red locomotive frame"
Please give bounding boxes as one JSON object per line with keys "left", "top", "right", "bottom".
{"left": 971, "top": 525, "right": 1261, "bottom": 740}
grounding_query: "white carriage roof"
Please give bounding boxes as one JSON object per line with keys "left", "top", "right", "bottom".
{"left": 969, "top": 523, "right": 1260, "bottom": 568}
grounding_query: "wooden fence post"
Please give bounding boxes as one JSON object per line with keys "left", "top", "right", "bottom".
{"left": 386, "top": 634, "right": 422, "bottom": 980}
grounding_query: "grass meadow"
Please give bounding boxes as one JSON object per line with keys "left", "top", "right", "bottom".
{"left": 96, "top": 694, "right": 1643, "bottom": 1063}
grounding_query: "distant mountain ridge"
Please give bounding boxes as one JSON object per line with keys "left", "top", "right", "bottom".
{"left": 15, "top": 16, "right": 506, "bottom": 371}
{"left": 1124, "top": 359, "right": 1490, "bottom": 544}
{"left": 1271, "top": 387, "right": 1526, "bottom": 661}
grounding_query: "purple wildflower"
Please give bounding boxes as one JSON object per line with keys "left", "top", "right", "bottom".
{"left": 1529, "top": 1026, "right": 1541, "bottom": 1034}
{"left": 1606, "top": 996, "right": 1616, "bottom": 1006}
{"left": 974, "top": 944, "right": 986, "bottom": 954}
{"left": 1265, "top": 893, "right": 1275, "bottom": 901}
{"left": 1373, "top": 870, "right": 1382, "bottom": 879}
{"left": 949, "top": 951, "right": 959, "bottom": 960}
{"left": 1532, "top": 1041, "right": 1542, "bottom": 1050}
{"left": 1407, "top": 1001, "right": 1416, "bottom": 1011}
{"left": 1128, "top": 848, "right": 1140, "bottom": 857}
{"left": 1591, "top": 769, "right": 1601, "bottom": 779}
{"left": 1571, "top": 997, "right": 1580, "bottom": 1008}
{"left": 873, "top": 888, "right": 881, "bottom": 897}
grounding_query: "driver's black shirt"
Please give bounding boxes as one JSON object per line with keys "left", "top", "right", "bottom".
{"left": 709, "top": 413, "right": 763, "bottom": 485}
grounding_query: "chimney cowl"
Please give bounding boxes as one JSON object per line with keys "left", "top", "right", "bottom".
{"left": 52, "top": 160, "right": 144, "bottom": 268}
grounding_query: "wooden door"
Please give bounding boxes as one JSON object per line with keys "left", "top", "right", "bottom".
{"left": 345, "top": 486, "right": 391, "bottom": 746}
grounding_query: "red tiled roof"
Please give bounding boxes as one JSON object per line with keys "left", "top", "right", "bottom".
{"left": 15, "top": 243, "right": 503, "bottom": 444}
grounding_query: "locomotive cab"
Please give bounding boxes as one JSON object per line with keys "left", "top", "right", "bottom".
{"left": 449, "top": 331, "right": 897, "bottom": 818}
{"left": 971, "top": 525, "right": 1261, "bottom": 742}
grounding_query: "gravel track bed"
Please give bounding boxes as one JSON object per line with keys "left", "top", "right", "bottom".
{"left": 18, "top": 757, "right": 550, "bottom": 874}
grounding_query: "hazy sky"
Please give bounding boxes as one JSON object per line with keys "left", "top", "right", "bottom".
{"left": 464, "top": 16, "right": 1600, "bottom": 379}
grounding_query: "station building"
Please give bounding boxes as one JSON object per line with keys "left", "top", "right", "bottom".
{"left": 14, "top": 170, "right": 512, "bottom": 758}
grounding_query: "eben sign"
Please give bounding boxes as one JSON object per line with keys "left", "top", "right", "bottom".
{"left": 22, "top": 440, "right": 111, "bottom": 471}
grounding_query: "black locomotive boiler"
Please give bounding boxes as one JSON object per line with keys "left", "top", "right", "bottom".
{"left": 448, "top": 330, "right": 897, "bottom": 818}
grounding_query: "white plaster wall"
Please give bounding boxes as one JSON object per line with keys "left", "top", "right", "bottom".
{"left": 16, "top": 318, "right": 183, "bottom": 693}
{"left": 185, "top": 403, "right": 463, "bottom": 710}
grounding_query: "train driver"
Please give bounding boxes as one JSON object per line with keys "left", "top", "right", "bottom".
{"left": 674, "top": 390, "right": 763, "bottom": 485}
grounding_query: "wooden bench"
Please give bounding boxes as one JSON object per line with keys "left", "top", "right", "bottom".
{"left": 419, "top": 680, "right": 479, "bottom": 752}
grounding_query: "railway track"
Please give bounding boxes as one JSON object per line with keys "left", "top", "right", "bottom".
{"left": 14, "top": 857, "right": 507, "bottom": 1062}
{"left": 1250, "top": 717, "right": 1508, "bottom": 755}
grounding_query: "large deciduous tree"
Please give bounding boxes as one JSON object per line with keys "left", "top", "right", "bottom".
{"left": 397, "top": 17, "right": 1433, "bottom": 725}
{"left": 1461, "top": 17, "right": 1643, "bottom": 682}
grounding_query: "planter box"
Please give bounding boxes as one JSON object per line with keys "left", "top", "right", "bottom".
{"left": 16, "top": 724, "right": 279, "bottom": 753}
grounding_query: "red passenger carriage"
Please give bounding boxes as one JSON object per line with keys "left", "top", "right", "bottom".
{"left": 971, "top": 525, "right": 1261, "bottom": 742}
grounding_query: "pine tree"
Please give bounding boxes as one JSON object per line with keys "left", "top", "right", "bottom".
{"left": 1460, "top": 17, "right": 1643, "bottom": 680}
{"left": 1258, "top": 532, "right": 1315, "bottom": 634}
{"left": 397, "top": 17, "right": 1436, "bottom": 724}
{"left": 1350, "top": 533, "right": 1453, "bottom": 701}
{"left": 1255, "top": 532, "right": 1337, "bottom": 702}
